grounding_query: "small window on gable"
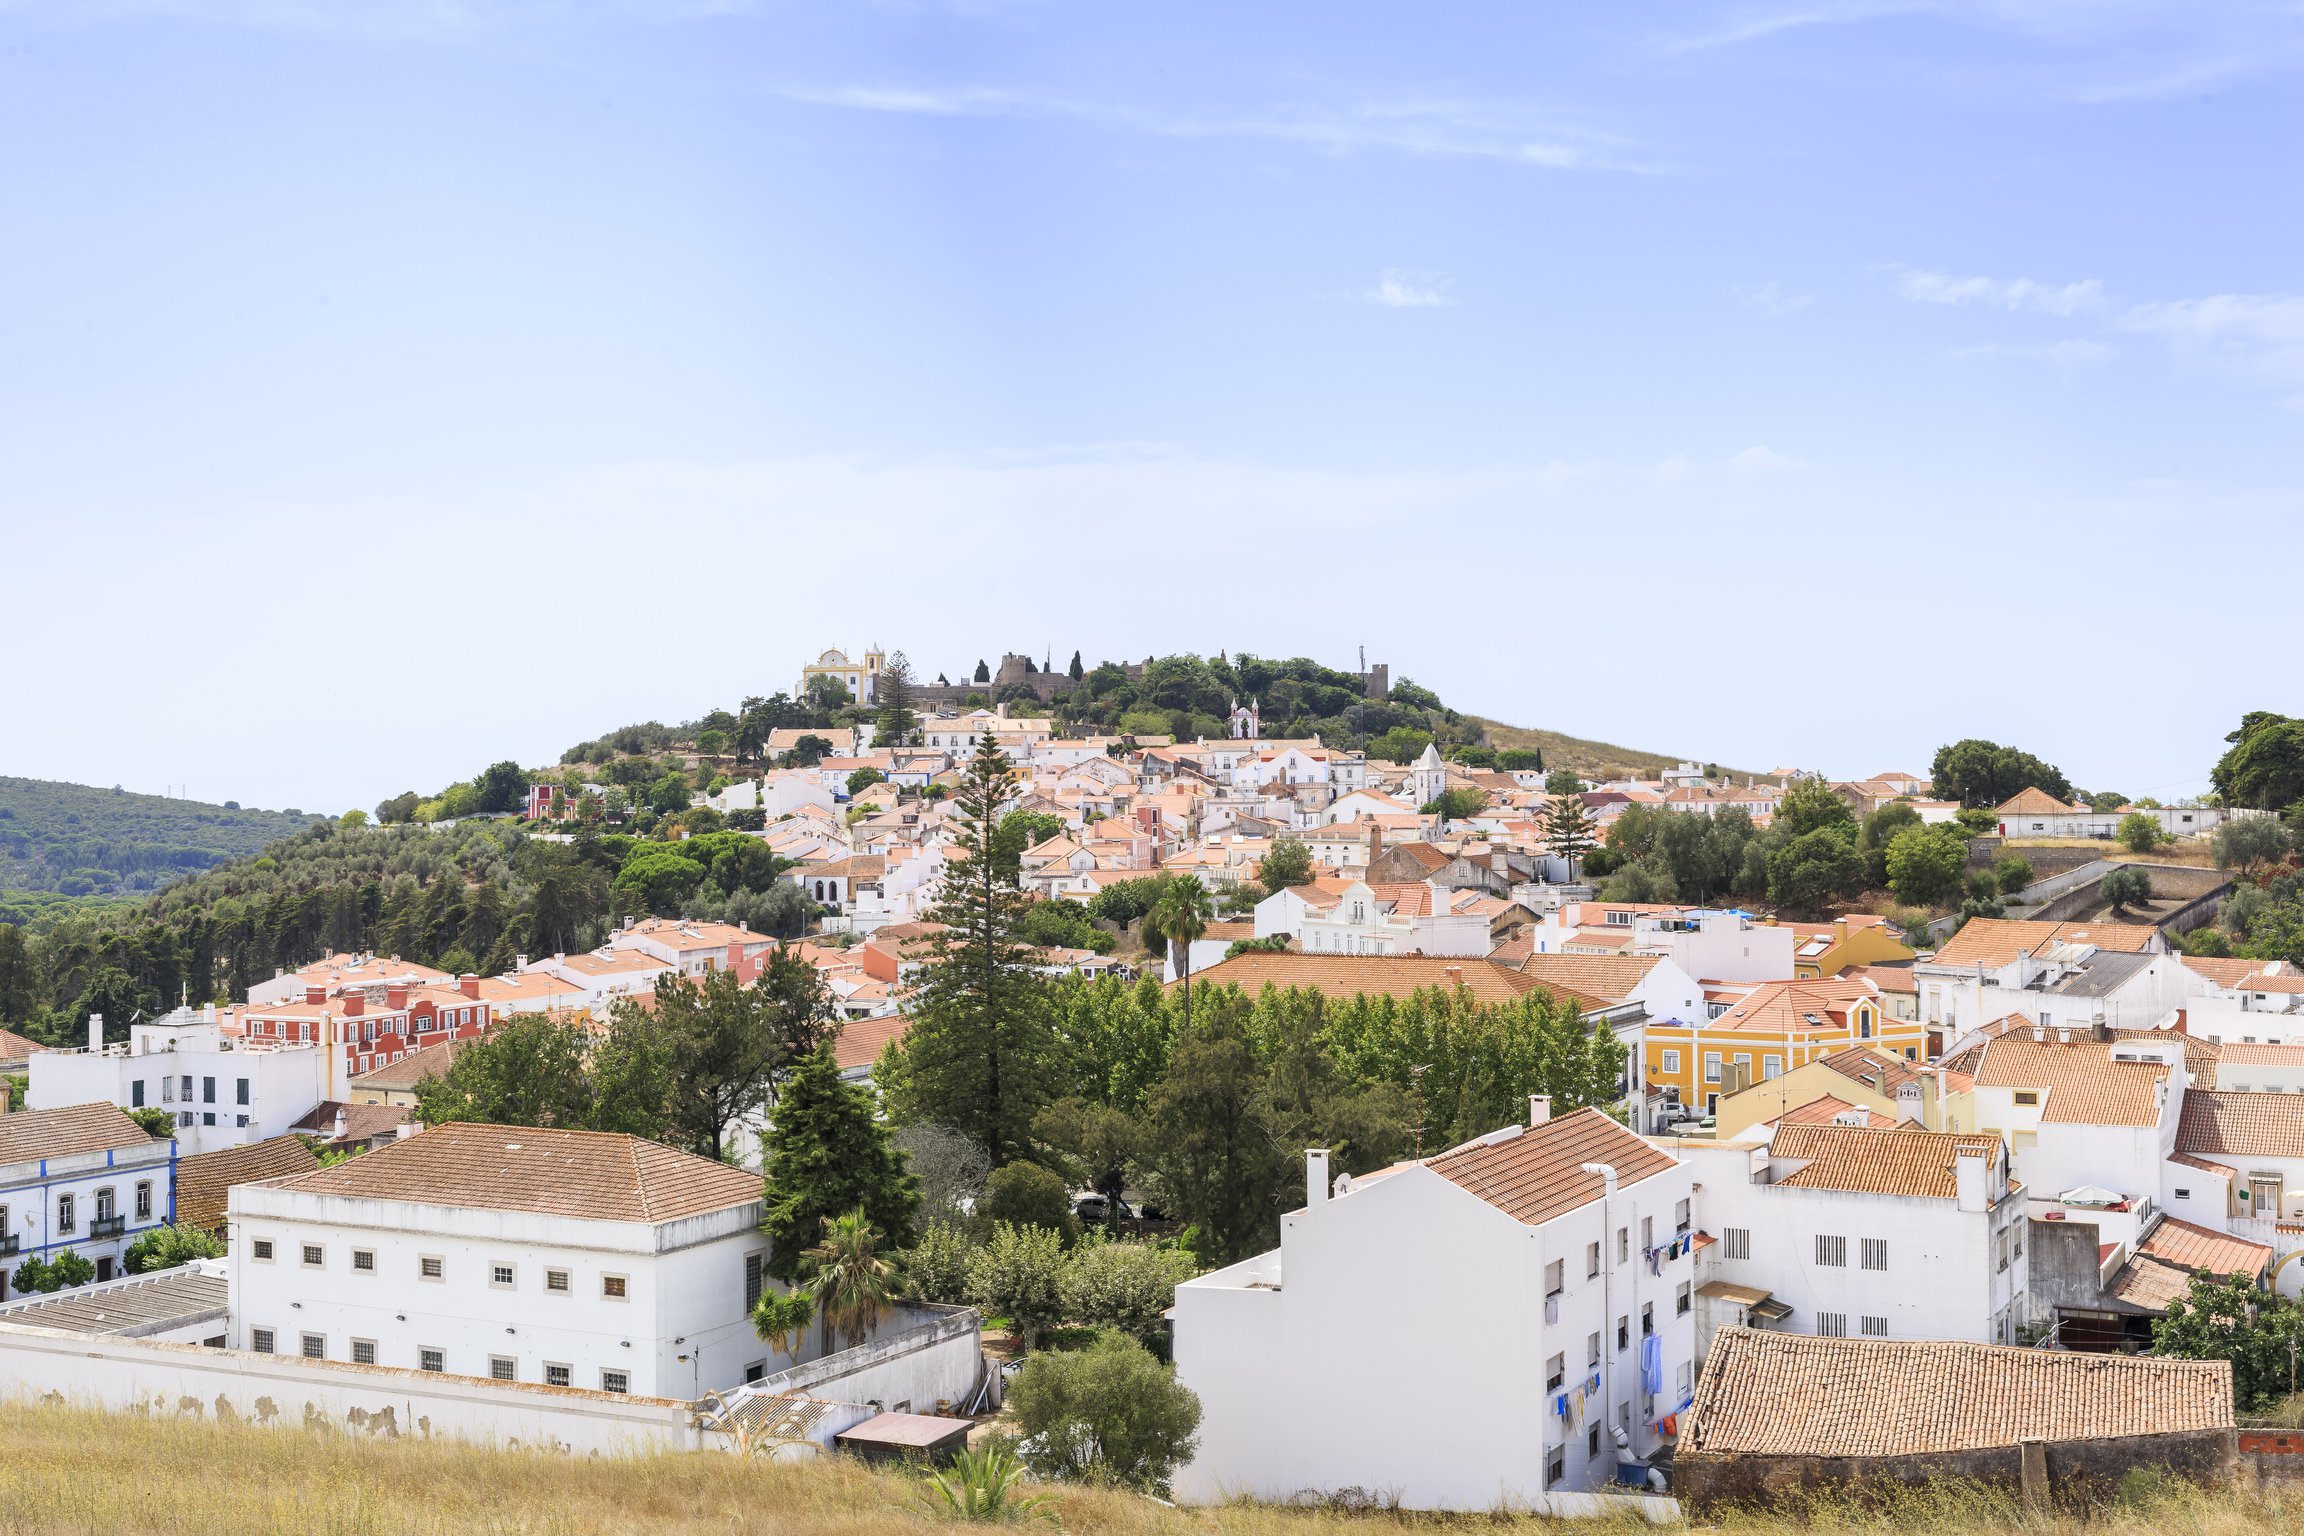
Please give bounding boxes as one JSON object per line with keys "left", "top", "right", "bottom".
{"left": 2013, "top": 1090, "right": 2039, "bottom": 1107}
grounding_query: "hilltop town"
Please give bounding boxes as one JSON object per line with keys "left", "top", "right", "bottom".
{"left": 1, "top": 651, "right": 2302, "bottom": 1517}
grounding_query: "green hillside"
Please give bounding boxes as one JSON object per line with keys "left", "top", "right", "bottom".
{"left": 0, "top": 777, "right": 318, "bottom": 910}
{"left": 1469, "top": 716, "right": 1711, "bottom": 782}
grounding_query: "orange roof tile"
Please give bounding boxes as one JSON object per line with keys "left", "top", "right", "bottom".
{"left": 1770, "top": 1122, "right": 2005, "bottom": 1199}
{"left": 1425, "top": 1108, "right": 1678, "bottom": 1226}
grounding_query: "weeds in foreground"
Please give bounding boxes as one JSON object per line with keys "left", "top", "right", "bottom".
{"left": 919, "top": 1441, "right": 1061, "bottom": 1525}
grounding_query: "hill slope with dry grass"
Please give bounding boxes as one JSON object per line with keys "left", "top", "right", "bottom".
{"left": 1470, "top": 716, "right": 1746, "bottom": 783}
{"left": 0, "top": 1401, "right": 2292, "bottom": 1536}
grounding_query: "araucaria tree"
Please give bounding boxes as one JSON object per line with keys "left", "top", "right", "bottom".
{"left": 878, "top": 651, "right": 919, "bottom": 748}
{"left": 760, "top": 1043, "right": 919, "bottom": 1282}
{"left": 1541, "top": 791, "right": 1597, "bottom": 877}
{"left": 888, "top": 739, "right": 1061, "bottom": 1165}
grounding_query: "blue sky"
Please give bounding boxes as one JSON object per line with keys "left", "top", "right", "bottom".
{"left": 4, "top": 0, "right": 2299, "bottom": 814}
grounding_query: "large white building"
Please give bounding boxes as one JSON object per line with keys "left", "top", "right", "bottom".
{"left": 1530, "top": 906, "right": 1798, "bottom": 987}
{"left": 1173, "top": 1103, "right": 1698, "bottom": 1510}
{"left": 30, "top": 1008, "right": 324, "bottom": 1155}
{"left": 228, "top": 1122, "right": 774, "bottom": 1398}
{"left": 0, "top": 1103, "right": 176, "bottom": 1298}
{"left": 1674, "top": 1120, "right": 2030, "bottom": 1354}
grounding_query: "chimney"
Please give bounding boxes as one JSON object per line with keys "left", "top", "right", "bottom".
{"left": 1955, "top": 1147, "right": 1989, "bottom": 1213}
{"left": 1444, "top": 965, "right": 1465, "bottom": 990}
{"left": 395, "top": 1120, "right": 417, "bottom": 1140}
{"left": 88, "top": 1012, "right": 104, "bottom": 1053}
{"left": 1305, "top": 1149, "right": 1331, "bottom": 1207}
{"left": 459, "top": 974, "right": 480, "bottom": 1000}
{"left": 517, "top": 955, "right": 530, "bottom": 971}
{"left": 342, "top": 991, "right": 363, "bottom": 1017}
{"left": 385, "top": 984, "right": 409, "bottom": 1012}
{"left": 305, "top": 984, "right": 327, "bottom": 1006}
{"left": 1365, "top": 819, "right": 1383, "bottom": 861}
{"left": 739, "top": 920, "right": 749, "bottom": 933}
{"left": 1529, "top": 1094, "right": 1552, "bottom": 1126}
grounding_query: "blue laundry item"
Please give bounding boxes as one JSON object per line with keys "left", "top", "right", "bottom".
{"left": 1640, "top": 1333, "right": 1664, "bottom": 1394}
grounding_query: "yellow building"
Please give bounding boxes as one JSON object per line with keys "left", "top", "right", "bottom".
{"left": 1711, "top": 1044, "right": 1933, "bottom": 1140}
{"left": 798, "top": 646, "right": 884, "bottom": 706}
{"left": 1646, "top": 978, "right": 1928, "bottom": 1118}
{"left": 1783, "top": 915, "right": 1916, "bottom": 979}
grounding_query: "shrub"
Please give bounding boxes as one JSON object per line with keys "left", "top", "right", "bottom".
{"left": 1007, "top": 1332, "right": 1202, "bottom": 1492}
{"left": 1993, "top": 853, "right": 2034, "bottom": 895}
{"left": 1060, "top": 1237, "right": 1198, "bottom": 1342}
{"left": 2101, "top": 866, "right": 2154, "bottom": 914}
{"left": 906, "top": 1221, "right": 979, "bottom": 1306}
{"left": 2118, "top": 812, "right": 2165, "bottom": 854}
{"left": 123, "top": 1223, "right": 225, "bottom": 1274}
{"left": 982, "top": 1162, "right": 1074, "bottom": 1237}
{"left": 967, "top": 1223, "right": 1067, "bottom": 1350}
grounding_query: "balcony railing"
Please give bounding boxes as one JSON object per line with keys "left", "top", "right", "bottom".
{"left": 90, "top": 1215, "right": 127, "bottom": 1239}
{"left": 0, "top": 1235, "right": 18, "bottom": 1257}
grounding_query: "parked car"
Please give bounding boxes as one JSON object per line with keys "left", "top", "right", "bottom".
{"left": 1071, "top": 1192, "right": 1135, "bottom": 1224}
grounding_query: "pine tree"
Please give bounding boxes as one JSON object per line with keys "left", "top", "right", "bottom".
{"left": 877, "top": 651, "right": 919, "bottom": 747}
{"left": 1542, "top": 791, "right": 1597, "bottom": 879}
{"left": 761, "top": 1044, "right": 919, "bottom": 1281}
{"left": 891, "top": 739, "right": 1060, "bottom": 1165}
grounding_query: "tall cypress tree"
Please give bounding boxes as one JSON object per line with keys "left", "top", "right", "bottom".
{"left": 891, "top": 739, "right": 1059, "bottom": 1165}
{"left": 761, "top": 1043, "right": 919, "bottom": 1281}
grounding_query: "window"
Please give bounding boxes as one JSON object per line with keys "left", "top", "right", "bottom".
{"left": 162, "top": 1077, "right": 175, "bottom": 1104}
{"left": 352, "top": 1248, "right": 375, "bottom": 1273}
{"left": 1676, "top": 1360, "right": 1692, "bottom": 1394}
{"left": 131, "top": 1079, "right": 145, "bottom": 1107}
{"left": 491, "top": 1263, "right": 516, "bottom": 1289}
{"left": 1815, "top": 1312, "right": 1848, "bottom": 1337}
{"left": 1724, "top": 1227, "right": 1751, "bottom": 1260}
{"left": 1763, "top": 1055, "right": 1783, "bottom": 1080}
{"left": 134, "top": 1182, "right": 152, "bottom": 1221}
{"left": 745, "top": 1361, "right": 767, "bottom": 1385}
{"left": 1703, "top": 1052, "right": 1722, "bottom": 1084}
{"left": 1861, "top": 1238, "right": 1888, "bottom": 1271}
{"left": 601, "top": 1369, "right": 630, "bottom": 1395}
{"left": 95, "top": 1187, "right": 116, "bottom": 1221}
{"left": 746, "top": 1252, "right": 766, "bottom": 1309}
{"left": 55, "top": 1193, "right": 74, "bottom": 1234}
{"left": 1641, "top": 1216, "right": 1653, "bottom": 1249}
{"left": 302, "top": 1244, "right": 324, "bottom": 1268}
{"left": 1586, "top": 1241, "right": 1601, "bottom": 1278}
{"left": 351, "top": 1339, "right": 377, "bottom": 1364}
{"left": 2013, "top": 1090, "right": 2039, "bottom": 1107}
{"left": 1545, "top": 1259, "right": 1564, "bottom": 1296}
{"left": 545, "top": 1267, "right": 571, "bottom": 1294}
{"left": 1588, "top": 1425, "right": 1602, "bottom": 1458}
{"left": 1674, "top": 1198, "right": 1691, "bottom": 1234}
{"left": 251, "top": 1328, "right": 275, "bottom": 1354}
{"left": 2175, "top": 1187, "right": 2192, "bottom": 1201}
{"left": 1660, "top": 1050, "right": 1681, "bottom": 1075}
{"left": 1641, "top": 1301, "right": 1654, "bottom": 1337}
{"left": 202, "top": 1076, "right": 216, "bottom": 1104}
{"left": 1617, "top": 1227, "right": 1628, "bottom": 1263}
{"left": 419, "top": 1255, "right": 444, "bottom": 1280}
{"left": 1861, "top": 1316, "right": 1890, "bottom": 1337}
{"left": 420, "top": 1348, "right": 445, "bottom": 1373}
{"left": 490, "top": 1356, "right": 517, "bottom": 1382}
{"left": 1587, "top": 1331, "right": 1602, "bottom": 1367}
{"left": 1545, "top": 1447, "right": 1566, "bottom": 1489}
{"left": 545, "top": 1363, "right": 573, "bottom": 1388}
{"left": 1546, "top": 1352, "right": 1565, "bottom": 1391}
{"left": 602, "top": 1274, "right": 628, "bottom": 1300}
{"left": 1676, "top": 1282, "right": 1691, "bottom": 1315}
{"left": 252, "top": 1238, "right": 274, "bottom": 1262}
{"left": 237, "top": 1078, "right": 250, "bottom": 1106}
{"left": 1815, "top": 1234, "right": 1848, "bottom": 1268}
{"left": 300, "top": 1334, "right": 325, "bottom": 1360}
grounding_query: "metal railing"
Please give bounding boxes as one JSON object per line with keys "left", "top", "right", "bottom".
{"left": 90, "top": 1215, "right": 127, "bottom": 1239}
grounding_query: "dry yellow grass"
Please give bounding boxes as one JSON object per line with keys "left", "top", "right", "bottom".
{"left": 0, "top": 1401, "right": 2294, "bottom": 1536}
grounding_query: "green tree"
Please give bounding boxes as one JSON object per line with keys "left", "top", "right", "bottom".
{"left": 993, "top": 810, "right": 1068, "bottom": 882}
{"left": 1255, "top": 839, "right": 1314, "bottom": 893}
{"left": 846, "top": 766, "right": 887, "bottom": 797}
{"left": 0, "top": 924, "right": 37, "bottom": 1026}
{"left": 474, "top": 760, "right": 532, "bottom": 815}
{"left": 414, "top": 1012, "right": 601, "bottom": 1130}
{"left": 760, "top": 1044, "right": 920, "bottom": 1282}
{"left": 1067, "top": 650, "right": 1084, "bottom": 681}
{"left": 1060, "top": 1236, "right": 1197, "bottom": 1341}
{"left": 2153, "top": 1270, "right": 2304, "bottom": 1412}
{"left": 1007, "top": 1333, "right": 1203, "bottom": 1493}
{"left": 1421, "top": 786, "right": 1488, "bottom": 821}
{"left": 2117, "top": 812, "right": 2165, "bottom": 854}
{"left": 877, "top": 651, "right": 920, "bottom": 747}
{"left": 1035, "top": 1096, "right": 1140, "bottom": 1216}
{"left": 974, "top": 659, "right": 992, "bottom": 684}
{"left": 1775, "top": 780, "right": 1856, "bottom": 840}
{"left": 2215, "top": 816, "right": 2292, "bottom": 882}
{"left": 1994, "top": 853, "right": 2035, "bottom": 895}
{"left": 749, "top": 1289, "right": 815, "bottom": 1360}
{"left": 1768, "top": 829, "right": 1865, "bottom": 916}
{"left": 904, "top": 1220, "right": 979, "bottom": 1305}
{"left": 1497, "top": 749, "right": 1543, "bottom": 772}
{"left": 127, "top": 1106, "right": 176, "bottom": 1139}
{"left": 2101, "top": 865, "right": 2154, "bottom": 915}
{"left": 124, "top": 1223, "right": 226, "bottom": 1273}
{"left": 339, "top": 808, "right": 369, "bottom": 828}
{"left": 804, "top": 674, "right": 853, "bottom": 713}
{"left": 611, "top": 846, "right": 708, "bottom": 918}
{"left": 982, "top": 1161, "right": 1075, "bottom": 1237}
{"left": 2212, "top": 713, "right": 2304, "bottom": 812}
{"left": 1858, "top": 802, "right": 1923, "bottom": 887}
{"left": 1930, "top": 739, "right": 2073, "bottom": 808}
{"left": 803, "top": 1209, "right": 903, "bottom": 1353}
{"left": 1540, "top": 792, "right": 1597, "bottom": 878}
{"left": 650, "top": 951, "right": 832, "bottom": 1161}
{"left": 1884, "top": 825, "right": 1967, "bottom": 907}
{"left": 891, "top": 740, "right": 1062, "bottom": 1166}
{"left": 1139, "top": 1012, "right": 1289, "bottom": 1265}
{"left": 1366, "top": 727, "right": 1434, "bottom": 764}
{"left": 1144, "top": 877, "right": 1214, "bottom": 1029}
{"left": 967, "top": 1220, "right": 1068, "bottom": 1349}
{"left": 785, "top": 734, "right": 835, "bottom": 768}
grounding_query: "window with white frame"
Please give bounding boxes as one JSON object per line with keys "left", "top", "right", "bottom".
{"left": 1703, "top": 1052, "right": 1722, "bottom": 1083}
{"left": 302, "top": 1244, "right": 324, "bottom": 1268}
{"left": 352, "top": 1248, "right": 375, "bottom": 1273}
{"left": 1586, "top": 1241, "right": 1601, "bottom": 1278}
{"left": 490, "top": 1356, "right": 517, "bottom": 1382}
{"left": 55, "top": 1193, "right": 74, "bottom": 1234}
{"left": 601, "top": 1369, "right": 630, "bottom": 1395}
{"left": 491, "top": 1262, "right": 515, "bottom": 1289}
{"left": 1545, "top": 1352, "right": 1564, "bottom": 1391}
{"left": 250, "top": 1328, "right": 275, "bottom": 1354}
{"left": 419, "top": 1255, "right": 444, "bottom": 1280}
{"left": 602, "top": 1274, "right": 628, "bottom": 1300}
{"left": 351, "top": 1339, "right": 377, "bottom": 1364}
{"left": 545, "top": 1363, "right": 572, "bottom": 1388}
{"left": 1661, "top": 1049, "right": 1681, "bottom": 1075}
{"left": 300, "top": 1333, "right": 325, "bottom": 1360}
{"left": 134, "top": 1182, "right": 152, "bottom": 1221}
{"left": 420, "top": 1348, "right": 445, "bottom": 1372}
{"left": 546, "top": 1267, "right": 571, "bottom": 1294}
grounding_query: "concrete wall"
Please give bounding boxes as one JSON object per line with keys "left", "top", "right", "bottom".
{"left": 749, "top": 1305, "right": 982, "bottom": 1416}
{"left": 0, "top": 1322, "right": 707, "bottom": 1454}
{"left": 1676, "top": 1429, "right": 2237, "bottom": 1510}
{"left": 2027, "top": 864, "right": 2229, "bottom": 925}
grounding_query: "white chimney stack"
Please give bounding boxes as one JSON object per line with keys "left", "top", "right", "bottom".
{"left": 1305, "top": 1148, "right": 1331, "bottom": 1207}
{"left": 88, "top": 1012, "right": 104, "bottom": 1053}
{"left": 1530, "top": 1094, "right": 1552, "bottom": 1126}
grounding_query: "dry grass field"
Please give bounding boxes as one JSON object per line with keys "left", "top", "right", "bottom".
{"left": 0, "top": 1402, "right": 2295, "bottom": 1536}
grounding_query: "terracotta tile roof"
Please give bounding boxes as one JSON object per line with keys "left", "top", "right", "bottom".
{"left": 175, "top": 1135, "right": 319, "bottom": 1233}
{"left": 1929, "top": 918, "right": 2161, "bottom": 970}
{"left": 2177, "top": 1090, "right": 2304, "bottom": 1160}
{"left": 1838, "top": 963, "right": 1919, "bottom": 995}
{"left": 2169, "top": 1151, "right": 2235, "bottom": 1178}
{"left": 2104, "top": 1254, "right": 2202, "bottom": 1312}
{"left": 348, "top": 1036, "right": 477, "bottom": 1093}
{"left": 1514, "top": 953, "right": 1664, "bottom": 1006}
{"left": 2182, "top": 956, "right": 2282, "bottom": 988}
{"left": 1773, "top": 1095, "right": 1896, "bottom": 1129}
{"left": 1813, "top": 1046, "right": 1925, "bottom": 1095}
{"left": 291, "top": 1100, "right": 412, "bottom": 1143}
{"left": 1489, "top": 932, "right": 1534, "bottom": 966}
{"left": 1997, "top": 786, "right": 2079, "bottom": 816}
{"left": 1684, "top": 1329, "right": 2231, "bottom": 1458}
{"left": 1958, "top": 1035, "right": 2170, "bottom": 1127}
{"left": 1175, "top": 952, "right": 1603, "bottom": 1010}
{"left": 0, "top": 1102, "right": 155, "bottom": 1168}
{"left": 0, "top": 1027, "right": 48, "bottom": 1062}
{"left": 832, "top": 1014, "right": 909, "bottom": 1074}
{"left": 1706, "top": 979, "right": 1880, "bottom": 1036}
{"left": 1425, "top": 1108, "right": 1678, "bottom": 1226}
{"left": 261, "top": 1122, "right": 763, "bottom": 1223}
{"left": 2112, "top": 1027, "right": 2221, "bottom": 1073}
{"left": 2206, "top": 1040, "right": 2304, "bottom": 1067}
{"left": 2138, "top": 1216, "right": 2270, "bottom": 1279}
{"left": 1769, "top": 1122, "right": 2005, "bottom": 1199}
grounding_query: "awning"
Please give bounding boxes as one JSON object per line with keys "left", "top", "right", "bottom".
{"left": 1698, "top": 1280, "right": 1793, "bottom": 1321}
{"left": 1750, "top": 1297, "right": 1794, "bottom": 1322}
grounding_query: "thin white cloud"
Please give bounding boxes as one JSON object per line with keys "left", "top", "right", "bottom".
{"left": 1364, "top": 270, "right": 1454, "bottom": 309}
{"left": 1728, "top": 444, "right": 1811, "bottom": 474}
{"left": 1894, "top": 269, "right": 2106, "bottom": 317}
{"left": 1947, "top": 339, "right": 2116, "bottom": 368}
{"left": 772, "top": 87, "right": 1649, "bottom": 172}
{"left": 2121, "top": 293, "right": 2304, "bottom": 397}
{"left": 1733, "top": 282, "right": 1814, "bottom": 317}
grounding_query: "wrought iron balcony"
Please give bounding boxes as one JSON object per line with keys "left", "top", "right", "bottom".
{"left": 90, "top": 1215, "right": 127, "bottom": 1239}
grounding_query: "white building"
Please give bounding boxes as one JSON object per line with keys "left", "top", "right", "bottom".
{"left": 2171, "top": 1089, "right": 2304, "bottom": 1236}
{"left": 609, "top": 918, "right": 777, "bottom": 978}
{"left": 1913, "top": 919, "right": 2168, "bottom": 1041}
{"left": 228, "top": 1122, "right": 775, "bottom": 1398}
{"left": 1674, "top": 1121, "right": 2029, "bottom": 1355}
{"left": 29, "top": 1008, "right": 325, "bottom": 1156}
{"left": 1296, "top": 879, "right": 1490, "bottom": 958}
{"left": 1174, "top": 1102, "right": 1698, "bottom": 1510}
{"left": 1530, "top": 907, "right": 1798, "bottom": 986}
{"left": 0, "top": 1103, "right": 176, "bottom": 1297}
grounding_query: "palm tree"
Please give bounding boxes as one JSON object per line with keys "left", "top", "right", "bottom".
{"left": 805, "top": 1208, "right": 903, "bottom": 1353}
{"left": 1146, "top": 876, "right": 1215, "bottom": 1032}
